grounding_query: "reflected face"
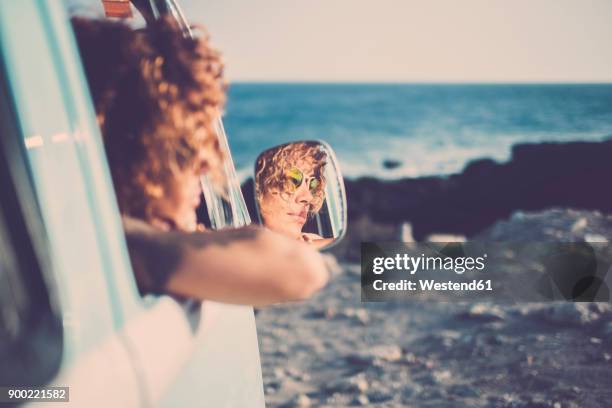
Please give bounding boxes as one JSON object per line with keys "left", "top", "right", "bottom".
{"left": 254, "top": 140, "right": 346, "bottom": 249}
{"left": 259, "top": 161, "right": 323, "bottom": 239}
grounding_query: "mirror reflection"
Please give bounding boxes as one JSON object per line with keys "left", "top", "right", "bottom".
{"left": 254, "top": 141, "right": 346, "bottom": 250}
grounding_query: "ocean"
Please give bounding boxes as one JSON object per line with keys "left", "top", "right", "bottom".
{"left": 223, "top": 83, "right": 612, "bottom": 181}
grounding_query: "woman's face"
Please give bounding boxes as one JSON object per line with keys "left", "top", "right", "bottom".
{"left": 259, "top": 160, "right": 320, "bottom": 240}
{"left": 150, "top": 155, "right": 206, "bottom": 232}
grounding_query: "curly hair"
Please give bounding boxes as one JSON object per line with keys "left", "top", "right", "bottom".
{"left": 255, "top": 142, "right": 327, "bottom": 214}
{"left": 71, "top": 16, "right": 226, "bottom": 221}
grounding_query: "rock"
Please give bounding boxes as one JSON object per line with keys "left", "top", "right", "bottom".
{"left": 325, "top": 393, "right": 352, "bottom": 406}
{"left": 401, "top": 352, "right": 419, "bottom": 364}
{"left": 326, "top": 373, "right": 369, "bottom": 394}
{"left": 526, "top": 395, "right": 552, "bottom": 408}
{"left": 495, "top": 393, "right": 522, "bottom": 406}
{"left": 305, "top": 306, "right": 337, "bottom": 319}
{"left": 351, "top": 394, "right": 369, "bottom": 406}
{"left": 570, "top": 217, "right": 588, "bottom": 233}
{"left": 431, "top": 369, "right": 453, "bottom": 384}
{"left": 426, "top": 233, "right": 467, "bottom": 243}
{"left": 401, "top": 222, "right": 415, "bottom": 242}
{"left": 366, "top": 388, "right": 394, "bottom": 403}
{"left": 591, "top": 303, "right": 612, "bottom": 315}
{"left": 340, "top": 308, "right": 370, "bottom": 324}
{"left": 460, "top": 303, "right": 506, "bottom": 322}
{"left": 331, "top": 139, "right": 612, "bottom": 241}
{"left": 449, "top": 384, "right": 481, "bottom": 398}
{"left": 486, "top": 333, "right": 511, "bottom": 346}
{"left": 273, "top": 367, "right": 286, "bottom": 379}
{"left": 286, "top": 366, "right": 309, "bottom": 381}
{"left": 584, "top": 233, "right": 608, "bottom": 243}
{"left": 345, "top": 352, "right": 375, "bottom": 367}
{"left": 534, "top": 303, "right": 600, "bottom": 325}
{"left": 282, "top": 393, "right": 312, "bottom": 407}
{"left": 382, "top": 159, "right": 402, "bottom": 170}
{"left": 400, "top": 383, "right": 422, "bottom": 400}
{"left": 369, "top": 344, "right": 403, "bottom": 362}
{"left": 437, "top": 329, "right": 462, "bottom": 348}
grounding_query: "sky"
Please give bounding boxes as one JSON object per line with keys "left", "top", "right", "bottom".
{"left": 69, "top": 0, "right": 612, "bottom": 82}
{"left": 181, "top": 0, "right": 612, "bottom": 82}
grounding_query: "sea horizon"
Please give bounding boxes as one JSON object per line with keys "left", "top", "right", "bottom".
{"left": 223, "top": 83, "right": 612, "bottom": 181}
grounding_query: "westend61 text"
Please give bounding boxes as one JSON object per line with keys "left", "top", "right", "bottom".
{"left": 372, "top": 279, "right": 493, "bottom": 292}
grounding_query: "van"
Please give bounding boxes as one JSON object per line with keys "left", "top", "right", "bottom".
{"left": 0, "top": 1, "right": 265, "bottom": 406}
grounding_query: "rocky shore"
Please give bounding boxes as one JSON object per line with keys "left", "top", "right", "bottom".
{"left": 341, "top": 138, "right": 612, "bottom": 241}
{"left": 256, "top": 208, "right": 612, "bottom": 407}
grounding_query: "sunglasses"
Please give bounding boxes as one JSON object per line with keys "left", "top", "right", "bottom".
{"left": 286, "top": 167, "right": 321, "bottom": 192}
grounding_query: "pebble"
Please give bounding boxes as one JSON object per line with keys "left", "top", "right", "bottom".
{"left": 449, "top": 384, "right": 481, "bottom": 398}
{"left": 351, "top": 394, "right": 370, "bottom": 406}
{"left": 432, "top": 369, "right": 452, "bottom": 384}
{"left": 401, "top": 222, "right": 415, "bottom": 242}
{"left": 305, "top": 306, "right": 337, "bottom": 319}
{"left": 400, "top": 383, "right": 422, "bottom": 400}
{"left": 282, "top": 393, "right": 312, "bottom": 407}
{"left": 340, "top": 308, "right": 370, "bottom": 324}
{"left": 366, "top": 389, "right": 394, "bottom": 403}
{"left": 487, "top": 333, "right": 511, "bottom": 345}
{"left": 369, "top": 344, "right": 403, "bottom": 362}
{"left": 274, "top": 367, "right": 286, "bottom": 379}
{"left": 570, "top": 217, "right": 588, "bottom": 233}
{"left": 534, "top": 303, "right": 599, "bottom": 325}
{"left": 426, "top": 233, "right": 467, "bottom": 243}
{"left": 461, "top": 303, "right": 506, "bottom": 322}
{"left": 436, "top": 329, "right": 462, "bottom": 348}
{"left": 325, "top": 392, "right": 352, "bottom": 406}
{"left": 584, "top": 233, "right": 608, "bottom": 243}
{"left": 345, "top": 352, "right": 375, "bottom": 367}
{"left": 591, "top": 303, "right": 612, "bottom": 315}
{"left": 326, "top": 373, "right": 369, "bottom": 394}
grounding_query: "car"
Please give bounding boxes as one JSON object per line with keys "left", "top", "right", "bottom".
{"left": 0, "top": 1, "right": 265, "bottom": 406}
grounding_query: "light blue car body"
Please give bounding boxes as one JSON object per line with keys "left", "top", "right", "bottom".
{"left": 0, "top": 0, "right": 265, "bottom": 406}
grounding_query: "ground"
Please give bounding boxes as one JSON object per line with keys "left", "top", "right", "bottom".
{"left": 255, "top": 209, "right": 612, "bottom": 407}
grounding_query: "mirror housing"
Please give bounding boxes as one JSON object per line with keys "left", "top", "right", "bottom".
{"left": 252, "top": 140, "right": 347, "bottom": 250}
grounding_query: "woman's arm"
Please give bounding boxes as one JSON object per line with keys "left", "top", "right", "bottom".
{"left": 301, "top": 233, "right": 335, "bottom": 249}
{"left": 123, "top": 217, "right": 330, "bottom": 306}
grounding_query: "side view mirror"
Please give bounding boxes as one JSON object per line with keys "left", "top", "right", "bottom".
{"left": 253, "top": 140, "right": 347, "bottom": 250}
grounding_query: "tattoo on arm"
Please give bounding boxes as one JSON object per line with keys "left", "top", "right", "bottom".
{"left": 122, "top": 216, "right": 260, "bottom": 294}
